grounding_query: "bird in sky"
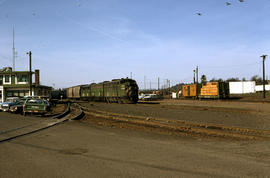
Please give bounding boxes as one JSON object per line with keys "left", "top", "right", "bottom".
{"left": 196, "top": 13, "right": 202, "bottom": 16}
{"left": 239, "top": 0, "right": 244, "bottom": 2}
{"left": 226, "top": 2, "right": 231, "bottom": 6}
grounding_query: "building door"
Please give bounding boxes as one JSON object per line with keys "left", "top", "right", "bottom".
{"left": 11, "top": 75, "right": 15, "bottom": 84}
{"left": 0, "top": 86, "right": 3, "bottom": 102}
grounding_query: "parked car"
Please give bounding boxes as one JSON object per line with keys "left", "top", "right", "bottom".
{"left": 9, "top": 99, "right": 26, "bottom": 114}
{"left": 138, "top": 93, "right": 145, "bottom": 100}
{"left": 23, "top": 98, "right": 51, "bottom": 116}
{"left": 142, "top": 94, "right": 160, "bottom": 101}
{"left": 0, "top": 97, "right": 20, "bottom": 112}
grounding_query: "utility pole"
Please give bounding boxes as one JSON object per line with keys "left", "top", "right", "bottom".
{"left": 196, "top": 66, "right": 199, "bottom": 98}
{"left": 193, "top": 70, "right": 196, "bottom": 84}
{"left": 261, "top": 55, "right": 267, "bottom": 98}
{"left": 196, "top": 66, "right": 199, "bottom": 84}
{"left": 158, "top": 77, "right": 160, "bottom": 90}
{"left": 27, "top": 51, "right": 32, "bottom": 96}
{"left": 144, "top": 76, "right": 146, "bottom": 90}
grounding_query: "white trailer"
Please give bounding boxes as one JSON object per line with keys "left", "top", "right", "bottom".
{"left": 229, "top": 81, "right": 256, "bottom": 94}
{"left": 255, "top": 85, "right": 270, "bottom": 92}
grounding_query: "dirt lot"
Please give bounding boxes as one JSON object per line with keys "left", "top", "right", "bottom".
{"left": 1, "top": 100, "right": 269, "bottom": 177}
{"left": 80, "top": 99, "right": 270, "bottom": 130}
{"left": 76, "top": 99, "right": 270, "bottom": 141}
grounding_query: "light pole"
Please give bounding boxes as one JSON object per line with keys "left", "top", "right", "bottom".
{"left": 261, "top": 55, "right": 267, "bottom": 98}
{"left": 27, "top": 51, "right": 32, "bottom": 96}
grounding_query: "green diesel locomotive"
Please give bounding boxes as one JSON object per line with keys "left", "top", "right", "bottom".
{"left": 67, "top": 78, "right": 139, "bottom": 104}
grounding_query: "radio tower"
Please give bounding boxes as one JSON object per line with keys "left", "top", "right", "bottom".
{"left": 12, "top": 27, "right": 16, "bottom": 71}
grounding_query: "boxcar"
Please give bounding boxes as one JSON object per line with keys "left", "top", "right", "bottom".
{"left": 182, "top": 84, "right": 201, "bottom": 97}
{"left": 66, "top": 85, "right": 82, "bottom": 99}
{"left": 200, "top": 82, "right": 229, "bottom": 99}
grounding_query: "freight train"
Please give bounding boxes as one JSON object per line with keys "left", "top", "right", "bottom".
{"left": 66, "top": 78, "right": 139, "bottom": 104}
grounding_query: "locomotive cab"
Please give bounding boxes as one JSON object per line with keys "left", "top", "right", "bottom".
{"left": 120, "top": 79, "right": 139, "bottom": 103}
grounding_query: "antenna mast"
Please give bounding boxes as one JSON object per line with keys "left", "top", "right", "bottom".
{"left": 12, "top": 27, "right": 15, "bottom": 71}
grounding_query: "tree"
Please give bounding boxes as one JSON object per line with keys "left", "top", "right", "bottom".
{"left": 210, "top": 78, "right": 217, "bottom": 82}
{"left": 226, "top": 77, "right": 240, "bottom": 82}
{"left": 201, "top": 75, "right": 207, "bottom": 85}
{"left": 210, "top": 78, "right": 223, "bottom": 82}
{"left": 251, "top": 75, "right": 263, "bottom": 85}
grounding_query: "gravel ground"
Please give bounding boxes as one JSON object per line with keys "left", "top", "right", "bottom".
{"left": 80, "top": 100, "right": 270, "bottom": 130}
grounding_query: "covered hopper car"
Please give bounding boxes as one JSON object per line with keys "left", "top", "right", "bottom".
{"left": 67, "top": 78, "right": 139, "bottom": 104}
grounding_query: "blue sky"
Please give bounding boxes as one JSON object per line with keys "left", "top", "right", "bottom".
{"left": 0, "top": 0, "right": 270, "bottom": 89}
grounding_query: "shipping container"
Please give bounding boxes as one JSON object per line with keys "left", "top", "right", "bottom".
{"left": 200, "top": 82, "right": 229, "bottom": 99}
{"left": 229, "top": 81, "right": 256, "bottom": 94}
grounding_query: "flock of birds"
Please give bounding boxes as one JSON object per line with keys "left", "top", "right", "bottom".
{"left": 197, "top": 0, "right": 244, "bottom": 16}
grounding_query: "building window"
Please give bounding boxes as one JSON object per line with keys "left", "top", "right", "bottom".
{"left": 0, "top": 75, "right": 2, "bottom": 85}
{"left": 13, "top": 91, "right": 19, "bottom": 97}
{"left": 19, "top": 91, "right": 25, "bottom": 97}
{"left": 5, "top": 75, "right": 10, "bottom": 83}
{"left": 7, "top": 91, "right": 12, "bottom": 97}
{"left": 18, "top": 74, "right": 29, "bottom": 83}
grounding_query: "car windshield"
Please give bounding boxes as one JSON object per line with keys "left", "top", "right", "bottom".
{"left": 6, "top": 98, "right": 17, "bottom": 102}
{"left": 27, "top": 99, "right": 43, "bottom": 104}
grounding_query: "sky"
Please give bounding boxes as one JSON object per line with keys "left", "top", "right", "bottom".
{"left": 0, "top": 0, "right": 270, "bottom": 89}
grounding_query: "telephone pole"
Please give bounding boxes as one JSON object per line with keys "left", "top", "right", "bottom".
{"left": 196, "top": 66, "right": 199, "bottom": 84}
{"left": 193, "top": 69, "right": 196, "bottom": 84}
{"left": 158, "top": 77, "right": 160, "bottom": 90}
{"left": 261, "top": 55, "right": 267, "bottom": 98}
{"left": 196, "top": 66, "right": 199, "bottom": 98}
{"left": 27, "top": 51, "right": 32, "bottom": 96}
{"left": 144, "top": 76, "right": 146, "bottom": 90}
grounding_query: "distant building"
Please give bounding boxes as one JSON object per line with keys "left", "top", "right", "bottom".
{"left": 0, "top": 67, "right": 52, "bottom": 102}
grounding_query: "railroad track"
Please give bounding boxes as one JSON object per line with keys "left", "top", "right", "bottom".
{"left": 0, "top": 103, "right": 84, "bottom": 143}
{"left": 78, "top": 104, "right": 270, "bottom": 141}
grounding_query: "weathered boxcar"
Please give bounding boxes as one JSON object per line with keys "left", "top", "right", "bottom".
{"left": 182, "top": 84, "right": 201, "bottom": 97}
{"left": 66, "top": 85, "right": 83, "bottom": 99}
{"left": 199, "top": 82, "right": 229, "bottom": 99}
